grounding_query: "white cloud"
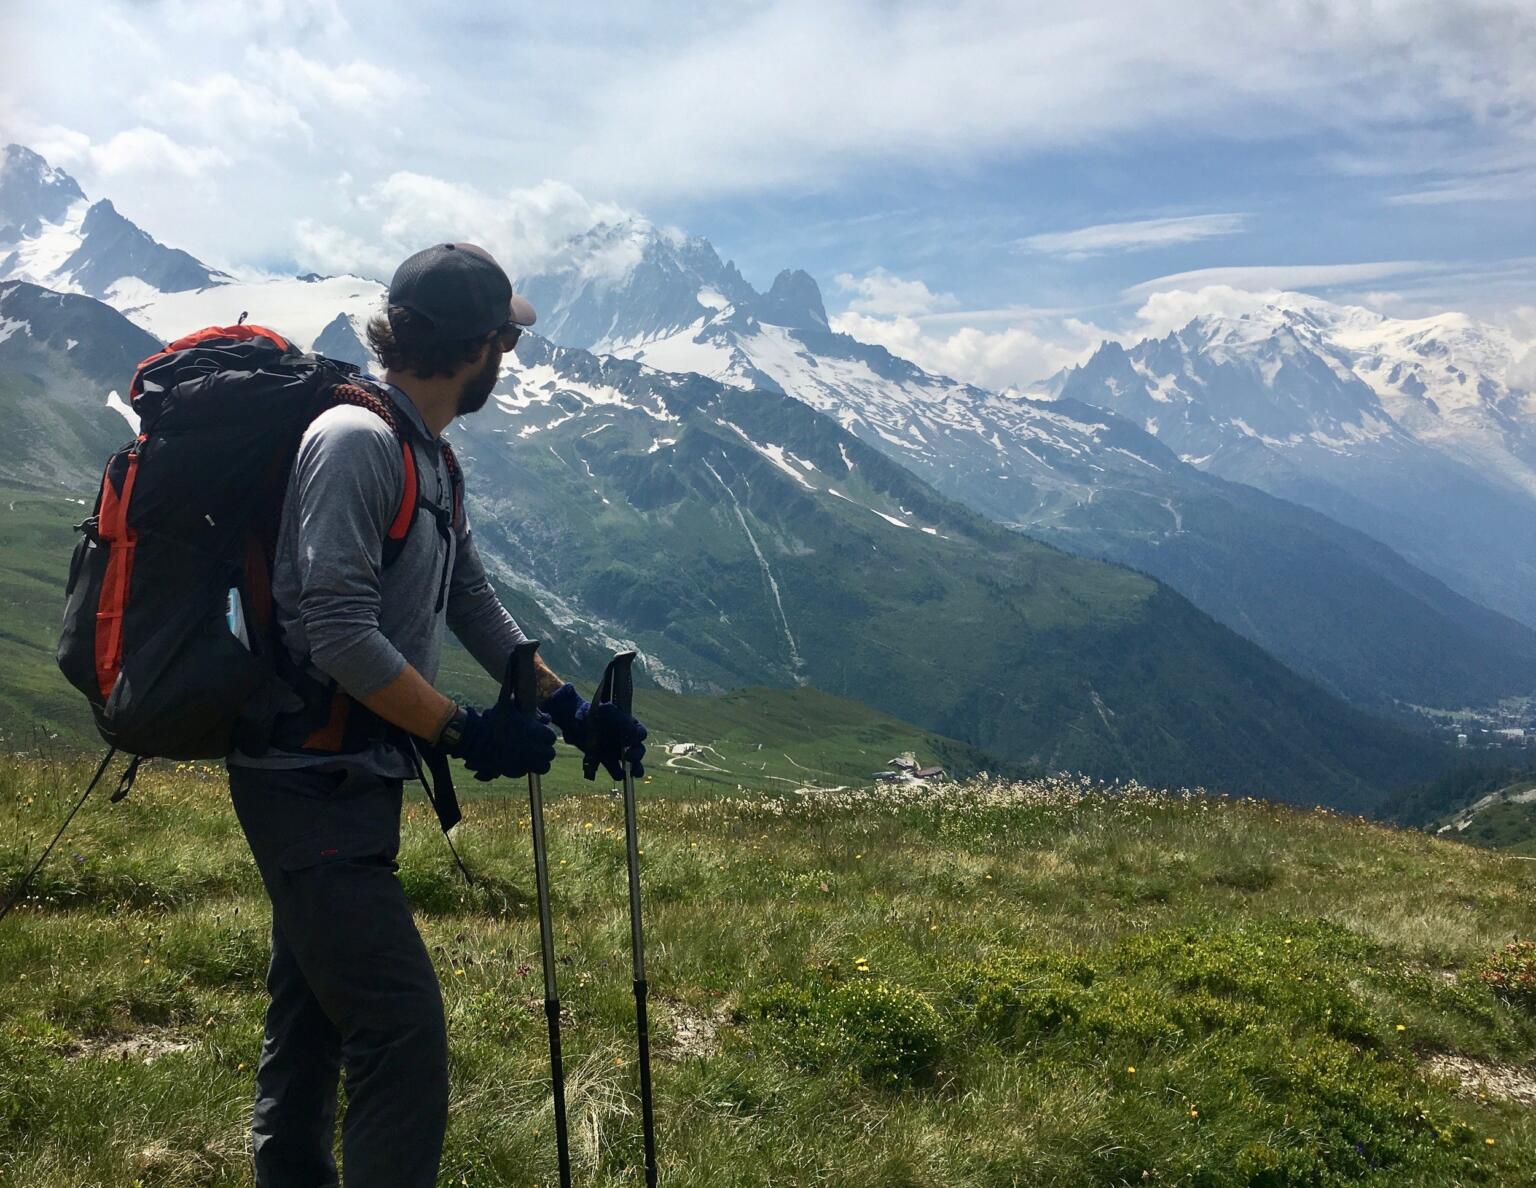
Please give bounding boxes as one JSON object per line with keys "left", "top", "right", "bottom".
{"left": 834, "top": 268, "right": 957, "bottom": 317}
{"left": 832, "top": 308, "right": 1107, "bottom": 391}
{"left": 136, "top": 74, "right": 311, "bottom": 144}
{"left": 1123, "top": 261, "right": 1433, "bottom": 298}
{"left": 1387, "top": 171, "right": 1536, "bottom": 205}
{"left": 1, "top": 0, "right": 1531, "bottom": 322}
{"left": 528, "top": 0, "right": 1536, "bottom": 198}
{"left": 1019, "top": 213, "right": 1247, "bottom": 258}
{"left": 297, "top": 172, "right": 633, "bottom": 281}
{"left": 1502, "top": 307, "right": 1536, "bottom": 390}
{"left": 86, "top": 128, "right": 231, "bottom": 181}
{"left": 249, "top": 46, "right": 420, "bottom": 111}
{"left": 1129, "top": 285, "right": 1293, "bottom": 337}
{"left": 1509, "top": 344, "right": 1536, "bottom": 391}
{"left": 16, "top": 124, "right": 93, "bottom": 170}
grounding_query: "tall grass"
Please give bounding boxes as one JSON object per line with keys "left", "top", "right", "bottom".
{"left": 2, "top": 756, "right": 1534, "bottom": 1185}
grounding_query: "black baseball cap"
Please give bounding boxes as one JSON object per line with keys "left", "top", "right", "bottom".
{"left": 387, "top": 243, "right": 537, "bottom": 342}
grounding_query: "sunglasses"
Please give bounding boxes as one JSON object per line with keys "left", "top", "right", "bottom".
{"left": 495, "top": 322, "right": 523, "bottom": 352}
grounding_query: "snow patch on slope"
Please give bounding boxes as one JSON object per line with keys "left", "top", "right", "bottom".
{"left": 703, "top": 457, "right": 806, "bottom": 680}
{"left": 0, "top": 199, "right": 89, "bottom": 290}
{"left": 115, "top": 274, "right": 387, "bottom": 349}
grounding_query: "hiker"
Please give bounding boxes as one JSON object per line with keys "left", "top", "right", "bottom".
{"left": 226, "top": 243, "right": 648, "bottom": 1187}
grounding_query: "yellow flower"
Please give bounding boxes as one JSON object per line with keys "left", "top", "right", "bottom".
{"left": 1395, "top": 1024, "right": 1406, "bottom": 1032}
{"left": 1486, "top": 1138, "right": 1496, "bottom": 1146}
{"left": 454, "top": 969, "right": 465, "bottom": 977}
{"left": 1126, "top": 1066, "right": 1136, "bottom": 1074}
{"left": 1189, "top": 1108, "right": 1199, "bottom": 1118}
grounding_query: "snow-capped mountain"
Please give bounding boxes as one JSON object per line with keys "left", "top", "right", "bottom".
{"left": 516, "top": 221, "right": 759, "bottom": 347}
{"left": 1053, "top": 296, "right": 1536, "bottom": 628}
{"left": 440, "top": 332, "right": 1450, "bottom": 807}
{"left": 7, "top": 146, "right": 1536, "bottom": 717}
{"left": 0, "top": 276, "right": 1450, "bottom": 804}
{"left": 0, "top": 144, "right": 227, "bottom": 301}
{"left": 516, "top": 219, "right": 1170, "bottom": 529}
{"left": 515, "top": 222, "right": 1536, "bottom": 711}
{"left": 1330, "top": 305, "right": 1536, "bottom": 495}
{"left": 0, "top": 143, "right": 383, "bottom": 351}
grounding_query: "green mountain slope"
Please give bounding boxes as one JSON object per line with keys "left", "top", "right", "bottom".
{"left": 0, "top": 487, "right": 1004, "bottom": 792}
{"left": 1426, "top": 776, "right": 1536, "bottom": 856}
{"left": 1027, "top": 401, "right": 1536, "bottom": 715}
{"left": 0, "top": 289, "right": 1450, "bottom": 811}
{"left": 455, "top": 339, "right": 1446, "bottom": 810}
{"left": 0, "top": 282, "right": 158, "bottom": 489}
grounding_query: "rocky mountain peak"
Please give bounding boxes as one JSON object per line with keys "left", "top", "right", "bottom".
{"left": 61, "top": 198, "right": 224, "bottom": 298}
{"left": 758, "top": 268, "right": 828, "bottom": 331}
{"left": 1, "top": 144, "right": 86, "bottom": 236}
{"left": 0, "top": 144, "right": 225, "bottom": 301}
{"left": 515, "top": 218, "right": 759, "bottom": 349}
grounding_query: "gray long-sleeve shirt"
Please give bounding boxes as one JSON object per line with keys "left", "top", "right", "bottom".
{"left": 230, "top": 380, "right": 526, "bottom": 776}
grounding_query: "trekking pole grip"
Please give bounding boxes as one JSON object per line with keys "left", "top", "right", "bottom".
{"left": 504, "top": 640, "right": 541, "bottom": 716}
{"left": 595, "top": 650, "right": 637, "bottom": 714}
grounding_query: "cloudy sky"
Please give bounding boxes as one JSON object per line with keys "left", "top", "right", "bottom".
{"left": 3, "top": 0, "right": 1533, "bottom": 387}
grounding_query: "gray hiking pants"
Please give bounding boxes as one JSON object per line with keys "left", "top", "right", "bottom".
{"left": 230, "top": 765, "right": 448, "bottom": 1188}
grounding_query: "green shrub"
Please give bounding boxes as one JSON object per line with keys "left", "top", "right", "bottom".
{"left": 748, "top": 978, "right": 943, "bottom": 1084}
{"left": 949, "top": 950, "right": 1095, "bottom": 1041}
{"left": 1078, "top": 985, "right": 1184, "bottom": 1047}
{"left": 1478, "top": 939, "right": 1536, "bottom": 1012}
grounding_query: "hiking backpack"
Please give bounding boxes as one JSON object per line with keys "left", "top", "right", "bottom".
{"left": 57, "top": 323, "right": 463, "bottom": 761}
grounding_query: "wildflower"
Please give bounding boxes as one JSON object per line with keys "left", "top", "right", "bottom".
{"left": 454, "top": 969, "right": 465, "bottom": 977}
{"left": 1486, "top": 1138, "right": 1496, "bottom": 1146}
{"left": 1395, "top": 1024, "right": 1406, "bottom": 1032}
{"left": 1189, "top": 1108, "right": 1199, "bottom": 1118}
{"left": 1127, "top": 1066, "right": 1136, "bottom": 1074}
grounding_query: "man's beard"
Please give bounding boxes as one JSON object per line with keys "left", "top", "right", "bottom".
{"left": 455, "top": 349, "right": 501, "bottom": 416}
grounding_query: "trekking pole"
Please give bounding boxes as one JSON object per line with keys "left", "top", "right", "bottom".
{"left": 593, "top": 651, "right": 658, "bottom": 1186}
{"left": 0, "top": 747, "right": 118, "bottom": 925}
{"left": 507, "top": 641, "right": 572, "bottom": 1188}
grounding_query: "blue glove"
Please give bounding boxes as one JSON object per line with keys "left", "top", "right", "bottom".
{"left": 541, "top": 682, "right": 648, "bottom": 781}
{"left": 445, "top": 701, "right": 557, "bottom": 782}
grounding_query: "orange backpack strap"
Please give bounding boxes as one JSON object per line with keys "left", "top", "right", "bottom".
{"left": 328, "top": 381, "right": 419, "bottom": 566}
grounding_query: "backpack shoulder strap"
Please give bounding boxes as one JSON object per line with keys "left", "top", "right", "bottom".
{"left": 327, "top": 381, "right": 418, "bottom": 567}
{"left": 439, "top": 440, "right": 464, "bottom": 533}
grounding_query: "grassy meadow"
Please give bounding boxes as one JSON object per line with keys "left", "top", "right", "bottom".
{"left": 3, "top": 753, "right": 1535, "bottom": 1186}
